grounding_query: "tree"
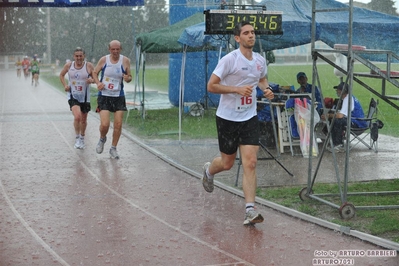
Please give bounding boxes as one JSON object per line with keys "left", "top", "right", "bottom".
{"left": 1, "top": 2, "right": 168, "bottom": 65}
{"left": 0, "top": 8, "right": 47, "bottom": 56}
{"left": 133, "top": 0, "right": 168, "bottom": 34}
{"left": 368, "top": 0, "right": 398, "bottom": 16}
{"left": 132, "top": 0, "right": 168, "bottom": 64}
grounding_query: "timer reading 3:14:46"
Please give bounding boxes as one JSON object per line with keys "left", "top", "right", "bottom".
{"left": 204, "top": 9, "right": 283, "bottom": 35}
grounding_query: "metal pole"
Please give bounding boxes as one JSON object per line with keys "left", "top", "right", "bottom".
{"left": 343, "top": 0, "right": 355, "bottom": 203}
{"left": 46, "top": 8, "right": 51, "bottom": 65}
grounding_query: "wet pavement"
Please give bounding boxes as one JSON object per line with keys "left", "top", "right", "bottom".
{"left": 1, "top": 69, "right": 398, "bottom": 265}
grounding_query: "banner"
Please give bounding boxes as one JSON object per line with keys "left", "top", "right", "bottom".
{"left": 0, "top": 0, "right": 144, "bottom": 8}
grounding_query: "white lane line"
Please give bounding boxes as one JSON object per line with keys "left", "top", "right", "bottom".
{"left": 0, "top": 73, "right": 70, "bottom": 266}
{"left": 0, "top": 182, "right": 70, "bottom": 266}
{"left": 50, "top": 113, "right": 255, "bottom": 266}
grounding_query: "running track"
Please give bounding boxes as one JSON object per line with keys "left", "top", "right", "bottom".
{"left": 0, "top": 70, "right": 397, "bottom": 265}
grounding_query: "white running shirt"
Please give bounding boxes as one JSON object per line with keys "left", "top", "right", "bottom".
{"left": 213, "top": 49, "right": 267, "bottom": 122}
{"left": 339, "top": 94, "right": 354, "bottom": 117}
{"left": 67, "top": 61, "right": 90, "bottom": 103}
{"left": 99, "top": 54, "right": 125, "bottom": 97}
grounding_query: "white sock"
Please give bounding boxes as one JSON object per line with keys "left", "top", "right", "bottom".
{"left": 245, "top": 203, "right": 255, "bottom": 213}
{"left": 206, "top": 168, "right": 214, "bottom": 180}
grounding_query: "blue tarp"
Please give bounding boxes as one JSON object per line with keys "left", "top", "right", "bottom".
{"left": 178, "top": 0, "right": 399, "bottom": 58}
{"left": 295, "top": 0, "right": 399, "bottom": 58}
{"left": 254, "top": 0, "right": 321, "bottom": 51}
{"left": 177, "top": 22, "right": 225, "bottom": 49}
{"left": 0, "top": 0, "right": 144, "bottom": 8}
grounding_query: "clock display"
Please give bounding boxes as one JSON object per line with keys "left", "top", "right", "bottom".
{"left": 204, "top": 9, "right": 283, "bottom": 35}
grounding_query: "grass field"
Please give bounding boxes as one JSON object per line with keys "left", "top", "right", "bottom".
{"left": 133, "top": 62, "right": 399, "bottom": 138}
{"left": 44, "top": 63, "right": 399, "bottom": 244}
{"left": 257, "top": 180, "right": 399, "bottom": 243}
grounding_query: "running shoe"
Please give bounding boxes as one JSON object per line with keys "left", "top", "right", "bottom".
{"left": 202, "top": 162, "right": 214, "bottom": 193}
{"left": 74, "top": 137, "right": 81, "bottom": 149}
{"left": 243, "top": 209, "right": 264, "bottom": 225}
{"left": 96, "top": 137, "right": 107, "bottom": 154}
{"left": 79, "top": 138, "right": 85, "bottom": 149}
{"left": 109, "top": 148, "right": 120, "bottom": 159}
{"left": 328, "top": 144, "right": 345, "bottom": 153}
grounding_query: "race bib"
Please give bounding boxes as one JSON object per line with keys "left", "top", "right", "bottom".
{"left": 102, "top": 76, "right": 121, "bottom": 96}
{"left": 103, "top": 77, "right": 120, "bottom": 90}
{"left": 71, "top": 80, "right": 85, "bottom": 93}
{"left": 235, "top": 95, "right": 254, "bottom": 112}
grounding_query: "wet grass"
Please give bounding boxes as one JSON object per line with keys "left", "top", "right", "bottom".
{"left": 256, "top": 179, "right": 399, "bottom": 243}
{"left": 139, "top": 67, "right": 169, "bottom": 93}
{"left": 124, "top": 107, "right": 218, "bottom": 139}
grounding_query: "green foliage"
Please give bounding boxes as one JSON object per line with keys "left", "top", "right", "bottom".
{"left": 49, "top": 7, "right": 138, "bottom": 62}
{"left": 0, "top": 8, "right": 47, "bottom": 56}
{"left": 368, "top": 0, "right": 398, "bottom": 16}
{"left": 0, "top": 4, "right": 168, "bottom": 64}
{"left": 266, "top": 51, "right": 275, "bottom": 64}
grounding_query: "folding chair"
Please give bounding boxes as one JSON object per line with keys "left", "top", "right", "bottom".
{"left": 349, "top": 98, "right": 382, "bottom": 153}
{"left": 284, "top": 98, "right": 301, "bottom": 156}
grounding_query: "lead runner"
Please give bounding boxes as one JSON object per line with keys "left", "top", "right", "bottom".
{"left": 202, "top": 21, "right": 274, "bottom": 225}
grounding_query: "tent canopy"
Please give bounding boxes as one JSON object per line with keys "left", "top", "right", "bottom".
{"left": 177, "top": 22, "right": 226, "bottom": 49}
{"left": 138, "top": 0, "right": 399, "bottom": 57}
{"left": 136, "top": 13, "right": 214, "bottom": 53}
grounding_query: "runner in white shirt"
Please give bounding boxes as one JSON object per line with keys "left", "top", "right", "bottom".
{"left": 202, "top": 21, "right": 274, "bottom": 226}
{"left": 59, "top": 47, "right": 95, "bottom": 149}
{"left": 92, "top": 40, "right": 132, "bottom": 159}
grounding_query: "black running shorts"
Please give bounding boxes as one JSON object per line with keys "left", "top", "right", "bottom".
{"left": 68, "top": 98, "right": 91, "bottom": 114}
{"left": 96, "top": 95, "right": 127, "bottom": 113}
{"left": 216, "top": 115, "right": 260, "bottom": 155}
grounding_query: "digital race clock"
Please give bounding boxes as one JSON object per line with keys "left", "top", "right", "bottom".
{"left": 204, "top": 9, "right": 283, "bottom": 35}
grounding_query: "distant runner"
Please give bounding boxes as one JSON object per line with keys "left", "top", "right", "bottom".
{"left": 31, "top": 56, "right": 40, "bottom": 87}
{"left": 15, "top": 57, "right": 22, "bottom": 78}
{"left": 22, "top": 56, "right": 30, "bottom": 80}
